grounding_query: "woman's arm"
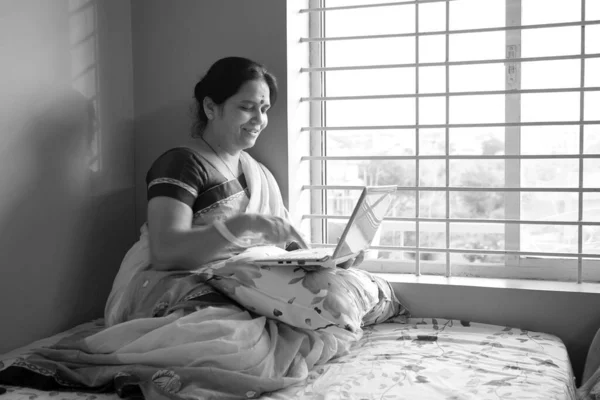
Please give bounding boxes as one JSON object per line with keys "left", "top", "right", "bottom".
{"left": 147, "top": 197, "right": 308, "bottom": 270}
{"left": 147, "top": 197, "right": 247, "bottom": 269}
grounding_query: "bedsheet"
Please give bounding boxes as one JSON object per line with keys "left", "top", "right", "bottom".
{"left": 1, "top": 317, "right": 576, "bottom": 400}
{"left": 267, "top": 316, "right": 577, "bottom": 400}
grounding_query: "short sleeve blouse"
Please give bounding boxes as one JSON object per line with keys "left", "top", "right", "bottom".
{"left": 146, "top": 147, "right": 207, "bottom": 208}
{"left": 145, "top": 147, "right": 250, "bottom": 225}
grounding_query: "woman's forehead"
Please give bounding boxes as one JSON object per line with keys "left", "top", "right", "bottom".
{"left": 234, "top": 80, "right": 270, "bottom": 104}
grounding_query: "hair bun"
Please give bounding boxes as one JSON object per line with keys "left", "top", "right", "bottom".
{"left": 193, "top": 79, "right": 207, "bottom": 101}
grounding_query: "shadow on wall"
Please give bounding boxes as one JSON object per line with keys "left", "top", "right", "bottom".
{"left": 0, "top": 87, "right": 90, "bottom": 321}
{"left": 0, "top": 87, "right": 132, "bottom": 352}
{"left": 134, "top": 98, "right": 194, "bottom": 229}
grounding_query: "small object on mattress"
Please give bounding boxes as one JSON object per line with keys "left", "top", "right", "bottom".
{"left": 1, "top": 317, "right": 576, "bottom": 400}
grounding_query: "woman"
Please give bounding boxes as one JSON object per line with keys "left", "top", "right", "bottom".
{"left": 105, "top": 56, "right": 310, "bottom": 327}
{"left": 86, "top": 57, "right": 361, "bottom": 398}
{"left": 0, "top": 57, "right": 380, "bottom": 400}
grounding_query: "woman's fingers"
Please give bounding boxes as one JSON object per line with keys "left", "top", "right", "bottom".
{"left": 352, "top": 250, "right": 365, "bottom": 266}
{"left": 252, "top": 215, "right": 309, "bottom": 248}
{"left": 337, "top": 250, "right": 365, "bottom": 269}
{"left": 278, "top": 219, "right": 310, "bottom": 249}
{"left": 290, "top": 227, "right": 310, "bottom": 249}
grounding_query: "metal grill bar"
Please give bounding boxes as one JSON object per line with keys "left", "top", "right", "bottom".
{"left": 309, "top": 243, "right": 600, "bottom": 258}
{"left": 577, "top": 0, "right": 587, "bottom": 283}
{"left": 301, "top": 87, "right": 600, "bottom": 102}
{"left": 414, "top": 0, "right": 421, "bottom": 276}
{"left": 300, "top": 53, "right": 600, "bottom": 72}
{"left": 303, "top": 185, "right": 600, "bottom": 192}
{"left": 308, "top": 0, "right": 326, "bottom": 246}
{"left": 301, "top": 120, "right": 600, "bottom": 131}
{"left": 301, "top": 19, "right": 600, "bottom": 42}
{"left": 444, "top": 0, "right": 451, "bottom": 278}
{"left": 361, "top": 246, "right": 599, "bottom": 258}
{"left": 301, "top": 0, "right": 449, "bottom": 13}
{"left": 301, "top": 215, "right": 600, "bottom": 226}
{"left": 301, "top": 154, "right": 600, "bottom": 161}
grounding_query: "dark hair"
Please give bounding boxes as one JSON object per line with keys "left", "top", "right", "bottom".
{"left": 191, "top": 57, "right": 278, "bottom": 137}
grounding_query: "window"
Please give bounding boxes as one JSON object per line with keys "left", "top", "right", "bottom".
{"left": 297, "top": 0, "right": 600, "bottom": 282}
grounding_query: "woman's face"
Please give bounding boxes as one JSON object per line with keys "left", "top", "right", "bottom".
{"left": 212, "top": 79, "right": 271, "bottom": 151}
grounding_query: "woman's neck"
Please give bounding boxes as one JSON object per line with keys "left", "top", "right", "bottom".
{"left": 200, "top": 128, "right": 240, "bottom": 159}
{"left": 193, "top": 131, "right": 241, "bottom": 177}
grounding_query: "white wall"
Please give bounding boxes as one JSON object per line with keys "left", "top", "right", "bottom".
{"left": 0, "top": 0, "right": 136, "bottom": 353}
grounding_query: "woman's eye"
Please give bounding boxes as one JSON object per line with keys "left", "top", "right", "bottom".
{"left": 240, "top": 106, "right": 252, "bottom": 111}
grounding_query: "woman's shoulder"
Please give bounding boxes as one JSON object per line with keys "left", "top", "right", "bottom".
{"left": 147, "top": 146, "right": 210, "bottom": 181}
{"left": 158, "top": 146, "right": 203, "bottom": 159}
{"left": 152, "top": 146, "right": 211, "bottom": 167}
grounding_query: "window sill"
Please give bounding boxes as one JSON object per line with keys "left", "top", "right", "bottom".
{"left": 376, "top": 273, "right": 600, "bottom": 294}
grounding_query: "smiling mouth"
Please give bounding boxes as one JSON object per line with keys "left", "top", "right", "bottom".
{"left": 243, "top": 128, "right": 260, "bottom": 135}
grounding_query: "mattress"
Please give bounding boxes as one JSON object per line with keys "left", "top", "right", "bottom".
{"left": 1, "top": 317, "right": 576, "bottom": 400}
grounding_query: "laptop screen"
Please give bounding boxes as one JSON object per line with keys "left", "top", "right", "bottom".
{"left": 333, "top": 187, "right": 396, "bottom": 259}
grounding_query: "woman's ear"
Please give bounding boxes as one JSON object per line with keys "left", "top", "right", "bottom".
{"left": 203, "top": 97, "right": 216, "bottom": 120}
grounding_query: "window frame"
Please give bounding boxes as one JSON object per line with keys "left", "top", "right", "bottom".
{"left": 301, "top": 0, "right": 600, "bottom": 283}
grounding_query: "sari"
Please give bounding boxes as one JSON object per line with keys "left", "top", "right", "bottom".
{"left": 0, "top": 150, "right": 357, "bottom": 399}
{"left": 104, "top": 149, "right": 292, "bottom": 327}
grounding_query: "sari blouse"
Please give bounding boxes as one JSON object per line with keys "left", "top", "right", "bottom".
{"left": 146, "top": 147, "right": 250, "bottom": 226}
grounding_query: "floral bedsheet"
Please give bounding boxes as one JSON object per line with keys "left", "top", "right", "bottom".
{"left": 1, "top": 317, "right": 576, "bottom": 400}
{"left": 267, "top": 316, "right": 577, "bottom": 400}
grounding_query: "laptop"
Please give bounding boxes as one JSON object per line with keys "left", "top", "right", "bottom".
{"left": 254, "top": 186, "right": 397, "bottom": 269}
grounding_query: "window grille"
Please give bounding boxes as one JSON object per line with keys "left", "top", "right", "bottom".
{"left": 298, "top": 0, "right": 600, "bottom": 282}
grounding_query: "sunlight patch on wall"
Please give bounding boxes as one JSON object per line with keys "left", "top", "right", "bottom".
{"left": 68, "top": 0, "right": 100, "bottom": 173}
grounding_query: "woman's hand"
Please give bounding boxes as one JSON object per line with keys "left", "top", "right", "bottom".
{"left": 236, "top": 214, "right": 310, "bottom": 249}
{"left": 337, "top": 250, "right": 365, "bottom": 269}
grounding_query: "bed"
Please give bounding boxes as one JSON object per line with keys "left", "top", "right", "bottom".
{"left": 1, "top": 316, "right": 577, "bottom": 400}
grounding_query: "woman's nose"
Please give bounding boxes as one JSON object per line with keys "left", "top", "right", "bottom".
{"left": 252, "top": 111, "right": 265, "bottom": 124}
